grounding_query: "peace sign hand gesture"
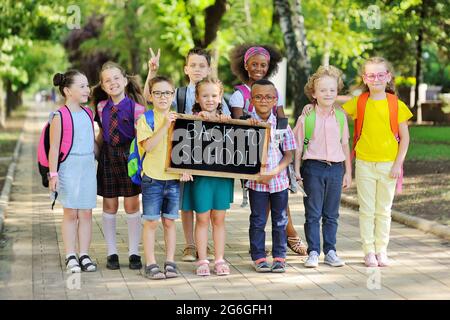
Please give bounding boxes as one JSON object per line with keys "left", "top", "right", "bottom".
{"left": 148, "top": 48, "right": 160, "bottom": 72}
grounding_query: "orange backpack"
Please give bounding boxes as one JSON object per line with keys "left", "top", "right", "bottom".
{"left": 352, "top": 92, "right": 399, "bottom": 158}
{"left": 352, "top": 92, "right": 403, "bottom": 193}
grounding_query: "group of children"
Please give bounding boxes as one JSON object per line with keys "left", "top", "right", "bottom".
{"left": 47, "top": 43, "right": 412, "bottom": 279}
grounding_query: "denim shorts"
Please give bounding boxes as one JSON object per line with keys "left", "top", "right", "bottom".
{"left": 141, "top": 175, "right": 180, "bottom": 221}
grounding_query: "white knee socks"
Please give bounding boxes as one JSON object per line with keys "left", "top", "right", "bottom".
{"left": 102, "top": 212, "right": 117, "bottom": 256}
{"left": 126, "top": 211, "right": 142, "bottom": 256}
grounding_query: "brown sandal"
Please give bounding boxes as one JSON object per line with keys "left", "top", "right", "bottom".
{"left": 287, "top": 236, "right": 308, "bottom": 256}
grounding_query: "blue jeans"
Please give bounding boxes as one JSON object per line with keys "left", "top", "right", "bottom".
{"left": 141, "top": 175, "right": 180, "bottom": 221}
{"left": 249, "top": 189, "right": 288, "bottom": 261}
{"left": 301, "top": 160, "right": 344, "bottom": 255}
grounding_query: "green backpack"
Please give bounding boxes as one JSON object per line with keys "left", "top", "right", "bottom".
{"left": 303, "top": 109, "right": 346, "bottom": 153}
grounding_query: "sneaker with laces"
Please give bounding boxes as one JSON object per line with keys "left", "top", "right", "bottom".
{"left": 324, "top": 250, "right": 345, "bottom": 267}
{"left": 364, "top": 252, "right": 378, "bottom": 267}
{"left": 376, "top": 252, "right": 390, "bottom": 267}
{"left": 304, "top": 251, "right": 319, "bottom": 268}
{"left": 182, "top": 245, "right": 197, "bottom": 262}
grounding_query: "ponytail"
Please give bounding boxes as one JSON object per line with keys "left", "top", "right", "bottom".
{"left": 92, "top": 61, "right": 145, "bottom": 107}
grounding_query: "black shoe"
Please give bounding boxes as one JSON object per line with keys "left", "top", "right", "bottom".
{"left": 106, "top": 254, "right": 120, "bottom": 270}
{"left": 129, "top": 254, "right": 142, "bottom": 270}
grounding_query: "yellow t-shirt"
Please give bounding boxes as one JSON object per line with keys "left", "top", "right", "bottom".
{"left": 136, "top": 109, "right": 179, "bottom": 180}
{"left": 343, "top": 95, "right": 413, "bottom": 162}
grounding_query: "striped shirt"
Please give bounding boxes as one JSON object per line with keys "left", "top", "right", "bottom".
{"left": 246, "top": 112, "right": 297, "bottom": 193}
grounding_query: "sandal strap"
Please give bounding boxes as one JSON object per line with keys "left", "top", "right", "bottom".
{"left": 196, "top": 259, "right": 209, "bottom": 266}
{"left": 65, "top": 255, "right": 78, "bottom": 266}
{"left": 79, "top": 255, "right": 94, "bottom": 266}
{"left": 164, "top": 261, "right": 178, "bottom": 273}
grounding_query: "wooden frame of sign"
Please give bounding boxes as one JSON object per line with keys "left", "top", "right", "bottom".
{"left": 165, "top": 114, "right": 271, "bottom": 180}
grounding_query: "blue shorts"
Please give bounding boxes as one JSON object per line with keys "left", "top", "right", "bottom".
{"left": 141, "top": 175, "right": 180, "bottom": 221}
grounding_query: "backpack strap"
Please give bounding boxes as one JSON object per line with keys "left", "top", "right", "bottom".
{"left": 386, "top": 93, "right": 399, "bottom": 142}
{"left": 176, "top": 87, "right": 188, "bottom": 114}
{"left": 57, "top": 106, "right": 74, "bottom": 164}
{"left": 144, "top": 110, "right": 155, "bottom": 131}
{"left": 303, "top": 110, "right": 316, "bottom": 153}
{"left": 334, "top": 108, "right": 346, "bottom": 142}
{"left": 138, "top": 109, "right": 155, "bottom": 165}
{"left": 95, "top": 100, "right": 108, "bottom": 128}
{"left": 352, "top": 92, "right": 370, "bottom": 159}
{"left": 81, "top": 106, "right": 95, "bottom": 140}
{"left": 234, "top": 84, "right": 252, "bottom": 113}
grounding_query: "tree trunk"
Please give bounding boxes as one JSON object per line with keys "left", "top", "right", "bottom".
{"left": 414, "top": 1, "right": 426, "bottom": 124}
{"left": 203, "top": 0, "right": 227, "bottom": 48}
{"left": 5, "top": 80, "right": 22, "bottom": 117}
{"left": 0, "top": 79, "right": 5, "bottom": 129}
{"left": 274, "top": 0, "right": 311, "bottom": 120}
{"left": 124, "top": 0, "right": 141, "bottom": 74}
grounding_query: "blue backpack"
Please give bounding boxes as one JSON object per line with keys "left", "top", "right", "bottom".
{"left": 128, "top": 110, "right": 154, "bottom": 185}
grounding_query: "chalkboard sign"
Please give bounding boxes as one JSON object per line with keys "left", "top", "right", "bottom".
{"left": 165, "top": 114, "right": 271, "bottom": 179}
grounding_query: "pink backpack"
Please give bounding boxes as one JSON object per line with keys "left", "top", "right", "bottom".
{"left": 234, "top": 84, "right": 278, "bottom": 116}
{"left": 37, "top": 105, "right": 94, "bottom": 187}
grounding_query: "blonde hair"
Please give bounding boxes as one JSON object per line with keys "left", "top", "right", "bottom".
{"left": 304, "top": 65, "right": 344, "bottom": 103}
{"left": 192, "top": 77, "right": 224, "bottom": 114}
{"left": 359, "top": 56, "right": 396, "bottom": 94}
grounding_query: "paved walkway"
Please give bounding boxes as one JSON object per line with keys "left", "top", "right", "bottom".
{"left": 0, "top": 102, "right": 449, "bottom": 300}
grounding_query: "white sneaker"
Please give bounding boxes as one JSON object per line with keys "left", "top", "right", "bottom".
{"left": 304, "top": 251, "right": 319, "bottom": 268}
{"left": 324, "top": 250, "right": 345, "bottom": 267}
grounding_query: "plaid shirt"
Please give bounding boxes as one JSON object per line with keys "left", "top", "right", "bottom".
{"left": 246, "top": 112, "right": 297, "bottom": 193}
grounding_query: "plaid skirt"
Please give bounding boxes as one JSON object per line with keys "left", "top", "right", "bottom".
{"left": 97, "top": 142, "right": 141, "bottom": 198}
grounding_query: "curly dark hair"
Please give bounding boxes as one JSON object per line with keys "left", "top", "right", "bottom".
{"left": 229, "top": 44, "right": 282, "bottom": 83}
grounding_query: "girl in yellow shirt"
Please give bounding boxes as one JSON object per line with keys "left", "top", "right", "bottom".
{"left": 342, "top": 57, "right": 413, "bottom": 267}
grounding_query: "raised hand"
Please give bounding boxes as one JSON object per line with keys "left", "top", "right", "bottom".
{"left": 148, "top": 48, "right": 161, "bottom": 72}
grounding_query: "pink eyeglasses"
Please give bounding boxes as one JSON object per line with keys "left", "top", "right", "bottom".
{"left": 363, "top": 71, "right": 390, "bottom": 82}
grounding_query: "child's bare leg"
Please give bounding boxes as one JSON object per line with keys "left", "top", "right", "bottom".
{"left": 211, "top": 210, "right": 226, "bottom": 261}
{"left": 162, "top": 217, "right": 176, "bottom": 262}
{"left": 195, "top": 211, "right": 211, "bottom": 261}
{"left": 77, "top": 209, "right": 93, "bottom": 254}
{"left": 286, "top": 206, "right": 299, "bottom": 238}
{"left": 143, "top": 220, "right": 158, "bottom": 265}
{"left": 103, "top": 197, "right": 119, "bottom": 213}
{"left": 62, "top": 208, "right": 78, "bottom": 255}
{"left": 181, "top": 210, "right": 195, "bottom": 246}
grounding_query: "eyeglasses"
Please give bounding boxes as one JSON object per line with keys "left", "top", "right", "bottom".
{"left": 151, "top": 91, "right": 174, "bottom": 98}
{"left": 363, "top": 71, "right": 390, "bottom": 82}
{"left": 252, "top": 94, "right": 277, "bottom": 102}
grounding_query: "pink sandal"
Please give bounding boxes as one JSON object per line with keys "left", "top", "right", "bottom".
{"left": 214, "top": 259, "right": 230, "bottom": 276}
{"left": 196, "top": 259, "right": 210, "bottom": 276}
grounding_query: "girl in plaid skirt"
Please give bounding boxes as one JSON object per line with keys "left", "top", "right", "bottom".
{"left": 92, "top": 61, "right": 146, "bottom": 271}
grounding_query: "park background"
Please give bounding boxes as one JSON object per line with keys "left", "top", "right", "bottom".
{"left": 0, "top": 0, "right": 449, "bottom": 224}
